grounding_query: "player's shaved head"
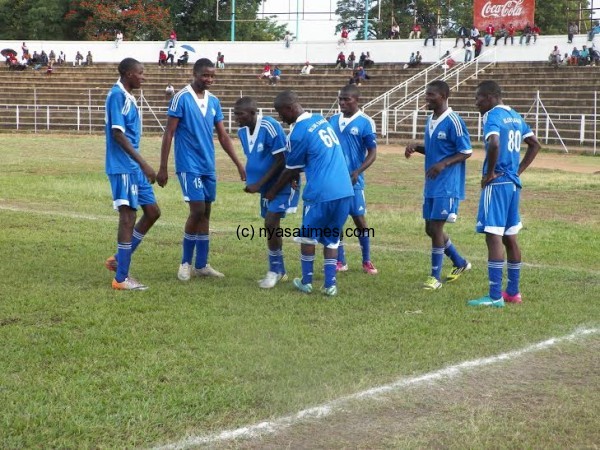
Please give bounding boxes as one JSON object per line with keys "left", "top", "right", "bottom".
{"left": 118, "top": 58, "right": 141, "bottom": 76}
{"left": 193, "top": 58, "right": 214, "bottom": 74}
{"left": 274, "top": 90, "right": 300, "bottom": 109}
{"left": 235, "top": 96, "right": 257, "bottom": 112}
{"left": 340, "top": 84, "right": 360, "bottom": 99}
{"left": 476, "top": 80, "right": 502, "bottom": 98}
{"left": 427, "top": 80, "right": 450, "bottom": 99}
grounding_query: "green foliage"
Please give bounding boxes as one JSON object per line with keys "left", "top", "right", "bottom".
{"left": 0, "top": 0, "right": 71, "bottom": 40}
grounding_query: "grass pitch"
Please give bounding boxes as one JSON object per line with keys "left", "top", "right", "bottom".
{"left": 0, "top": 135, "right": 598, "bottom": 448}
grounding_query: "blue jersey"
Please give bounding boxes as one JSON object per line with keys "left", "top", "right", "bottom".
{"left": 423, "top": 107, "right": 472, "bottom": 198}
{"left": 286, "top": 113, "right": 353, "bottom": 203}
{"left": 168, "top": 86, "right": 224, "bottom": 175}
{"left": 105, "top": 81, "right": 141, "bottom": 175}
{"left": 238, "top": 115, "right": 287, "bottom": 193}
{"left": 482, "top": 105, "right": 533, "bottom": 187}
{"left": 328, "top": 111, "right": 377, "bottom": 190}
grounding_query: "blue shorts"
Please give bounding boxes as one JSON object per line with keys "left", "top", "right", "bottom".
{"left": 260, "top": 187, "right": 300, "bottom": 219}
{"left": 177, "top": 173, "right": 217, "bottom": 203}
{"left": 349, "top": 189, "right": 367, "bottom": 217}
{"left": 295, "top": 197, "right": 352, "bottom": 248}
{"left": 423, "top": 197, "right": 460, "bottom": 223}
{"left": 108, "top": 168, "right": 156, "bottom": 210}
{"left": 476, "top": 181, "right": 522, "bottom": 236}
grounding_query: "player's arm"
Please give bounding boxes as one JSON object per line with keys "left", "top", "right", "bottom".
{"left": 112, "top": 129, "right": 156, "bottom": 184}
{"left": 517, "top": 134, "right": 541, "bottom": 176}
{"left": 426, "top": 151, "right": 471, "bottom": 179}
{"left": 157, "top": 115, "right": 179, "bottom": 187}
{"left": 482, "top": 134, "right": 500, "bottom": 187}
{"left": 405, "top": 143, "right": 425, "bottom": 158}
{"left": 264, "top": 167, "right": 299, "bottom": 201}
{"left": 244, "top": 152, "right": 285, "bottom": 194}
{"left": 216, "top": 121, "right": 246, "bottom": 181}
{"left": 351, "top": 147, "right": 377, "bottom": 185}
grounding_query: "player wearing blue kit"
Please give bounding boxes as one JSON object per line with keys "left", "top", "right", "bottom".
{"left": 469, "top": 80, "right": 540, "bottom": 307}
{"left": 405, "top": 80, "right": 472, "bottom": 290}
{"left": 329, "top": 84, "right": 378, "bottom": 275}
{"left": 234, "top": 97, "right": 300, "bottom": 289}
{"left": 267, "top": 90, "right": 354, "bottom": 296}
{"left": 104, "top": 58, "right": 161, "bottom": 291}
{"left": 157, "top": 58, "right": 246, "bottom": 281}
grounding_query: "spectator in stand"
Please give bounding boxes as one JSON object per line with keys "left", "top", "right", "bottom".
{"left": 115, "top": 30, "right": 123, "bottom": 48}
{"left": 338, "top": 26, "right": 349, "bottom": 47}
{"left": 454, "top": 25, "right": 469, "bottom": 47}
{"left": 494, "top": 24, "right": 507, "bottom": 45}
{"left": 58, "top": 51, "right": 66, "bottom": 65}
{"left": 21, "top": 42, "right": 28, "bottom": 58}
{"left": 568, "top": 22, "right": 578, "bottom": 44}
{"left": 259, "top": 62, "right": 271, "bottom": 80}
{"left": 389, "top": 22, "right": 400, "bottom": 39}
{"left": 590, "top": 46, "right": 600, "bottom": 65}
{"left": 48, "top": 50, "right": 56, "bottom": 66}
{"left": 531, "top": 24, "right": 540, "bottom": 43}
{"left": 159, "top": 50, "right": 167, "bottom": 66}
{"left": 470, "top": 25, "right": 481, "bottom": 40}
{"left": 549, "top": 45, "right": 561, "bottom": 67}
{"left": 406, "top": 51, "right": 422, "bottom": 68}
{"left": 75, "top": 51, "right": 84, "bottom": 66}
{"left": 464, "top": 38, "right": 474, "bottom": 62}
{"left": 520, "top": 23, "right": 532, "bottom": 45}
{"left": 569, "top": 47, "right": 580, "bottom": 65}
{"left": 284, "top": 31, "right": 292, "bottom": 48}
{"left": 364, "top": 51, "right": 374, "bottom": 68}
{"left": 562, "top": 52, "right": 570, "bottom": 65}
{"left": 269, "top": 66, "right": 281, "bottom": 85}
{"left": 424, "top": 23, "right": 437, "bottom": 46}
{"left": 167, "top": 44, "right": 176, "bottom": 66}
{"left": 588, "top": 20, "right": 600, "bottom": 41}
{"left": 165, "top": 83, "right": 175, "bottom": 98}
{"left": 441, "top": 50, "right": 456, "bottom": 69}
{"left": 30, "top": 51, "right": 40, "bottom": 65}
{"left": 484, "top": 23, "right": 495, "bottom": 46}
{"left": 347, "top": 51, "right": 357, "bottom": 70}
{"left": 177, "top": 51, "right": 189, "bottom": 67}
{"left": 85, "top": 51, "right": 93, "bottom": 66}
{"left": 300, "top": 61, "right": 314, "bottom": 75}
{"left": 217, "top": 52, "right": 225, "bottom": 69}
{"left": 40, "top": 51, "right": 49, "bottom": 66}
{"left": 578, "top": 45, "right": 590, "bottom": 65}
{"left": 505, "top": 23, "right": 516, "bottom": 45}
{"left": 168, "top": 30, "right": 177, "bottom": 47}
{"left": 474, "top": 36, "right": 484, "bottom": 58}
{"left": 409, "top": 22, "right": 422, "bottom": 39}
{"left": 349, "top": 66, "right": 370, "bottom": 86}
{"left": 335, "top": 51, "right": 347, "bottom": 69}
{"left": 358, "top": 52, "right": 367, "bottom": 67}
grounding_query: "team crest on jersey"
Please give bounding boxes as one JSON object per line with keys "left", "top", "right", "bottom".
{"left": 257, "top": 143, "right": 264, "bottom": 152}
{"left": 437, "top": 131, "right": 447, "bottom": 140}
{"left": 350, "top": 126, "right": 359, "bottom": 135}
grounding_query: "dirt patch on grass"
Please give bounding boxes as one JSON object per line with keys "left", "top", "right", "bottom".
{"left": 210, "top": 334, "right": 600, "bottom": 449}
{"left": 378, "top": 145, "right": 600, "bottom": 174}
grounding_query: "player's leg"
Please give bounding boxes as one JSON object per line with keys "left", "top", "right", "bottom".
{"left": 351, "top": 214, "right": 377, "bottom": 274}
{"left": 442, "top": 198, "right": 471, "bottom": 282}
{"left": 259, "top": 211, "right": 287, "bottom": 288}
{"left": 502, "top": 186, "right": 523, "bottom": 303}
{"left": 424, "top": 219, "right": 445, "bottom": 289}
{"left": 293, "top": 202, "right": 318, "bottom": 293}
{"left": 320, "top": 197, "right": 351, "bottom": 296}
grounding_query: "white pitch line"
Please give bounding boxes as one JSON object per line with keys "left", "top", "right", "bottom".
{"left": 3, "top": 203, "right": 600, "bottom": 276}
{"left": 153, "top": 327, "right": 599, "bottom": 450}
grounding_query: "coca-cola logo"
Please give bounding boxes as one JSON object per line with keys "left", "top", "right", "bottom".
{"left": 481, "top": 0, "right": 524, "bottom": 18}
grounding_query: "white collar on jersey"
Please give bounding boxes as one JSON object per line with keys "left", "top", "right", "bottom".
{"left": 115, "top": 80, "right": 137, "bottom": 104}
{"left": 244, "top": 114, "right": 263, "bottom": 152}
{"left": 186, "top": 85, "right": 211, "bottom": 116}
{"left": 338, "top": 110, "right": 361, "bottom": 132}
{"left": 428, "top": 107, "right": 453, "bottom": 137}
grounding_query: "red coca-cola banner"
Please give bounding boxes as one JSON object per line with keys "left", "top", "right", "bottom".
{"left": 473, "top": 0, "right": 536, "bottom": 31}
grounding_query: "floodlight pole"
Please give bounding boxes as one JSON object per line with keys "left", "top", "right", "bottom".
{"left": 230, "top": 0, "right": 236, "bottom": 42}
{"left": 364, "top": 0, "right": 370, "bottom": 40}
{"left": 296, "top": 0, "right": 300, "bottom": 40}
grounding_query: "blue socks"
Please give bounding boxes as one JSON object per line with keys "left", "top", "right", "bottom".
{"left": 506, "top": 261, "right": 522, "bottom": 296}
{"left": 488, "top": 260, "right": 504, "bottom": 300}
{"left": 323, "top": 258, "right": 337, "bottom": 288}
{"left": 300, "top": 253, "right": 315, "bottom": 285}
{"left": 181, "top": 233, "right": 196, "bottom": 265}
{"left": 195, "top": 234, "right": 209, "bottom": 269}
{"left": 358, "top": 233, "right": 370, "bottom": 263}
{"left": 115, "top": 242, "right": 132, "bottom": 283}
{"left": 337, "top": 241, "right": 346, "bottom": 264}
{"left": 431, "top": 247, "right": 445, "bottom": 281}
{"left": 444, "top": 239, "right": 466, "bottom": 268}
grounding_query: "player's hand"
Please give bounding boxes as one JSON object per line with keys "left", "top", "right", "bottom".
{"left": 481, "top": 172, "right": 499, "bottom": 188}
{"left": 263, "top": 190, "right": 275, "bottom": 201}
{"left": 426, "top": 162, "right": 445, "bottom": 179}
{"left": 405, "top": 143, "right": 417, "bottom": 159}
{"left": 244, "top": 183, "right": 260, "bottom": 194}
{"left": 142, "top": 163, "right": 157, "bottom": 184}
{"left": 237, "top": 165, "right": 247, "bottom": 182}
{"left": 156, "top": 168, "right": 168, "bottom": 187}
{"left": 350, "top": 170, "right": 359, "bottom": 185}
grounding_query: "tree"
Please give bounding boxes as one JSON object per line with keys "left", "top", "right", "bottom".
{"left": 65, "top": 0, "right": 172, "bottom": 40}
{"left": 0, "top": 0, "right": 71, "bottom": 40}
{"left": 164, "top": 0, "right": 287, "bottom": 41}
